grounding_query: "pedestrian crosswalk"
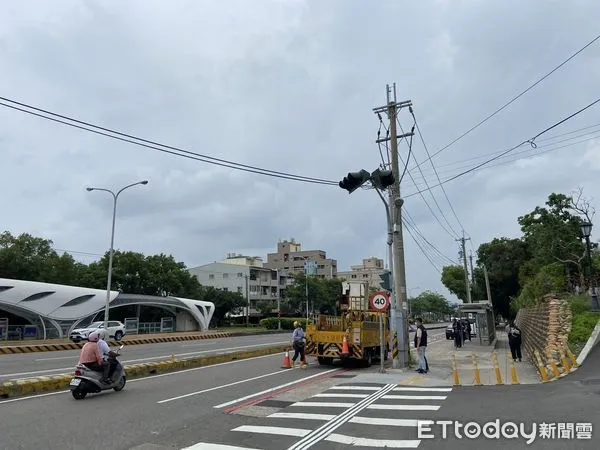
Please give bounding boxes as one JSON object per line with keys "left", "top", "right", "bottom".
{"left": 183, "top": 382, "right": 453, "bottom": 449}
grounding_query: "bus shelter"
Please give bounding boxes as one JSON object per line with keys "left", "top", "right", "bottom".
{"left": 458, "top": 301, "right": 496, "bottom": 345}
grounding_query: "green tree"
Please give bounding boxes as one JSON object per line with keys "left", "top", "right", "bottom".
{"left": 410, "top": 291, "right": 452, "bottom": 319}
{"left": 441, "top": 265, "right": 468, "bottom": 302}
{"left": 284, "top": 273, "right": 342, "bottom": 314}
{"left": 199, "top": 286, "right": 245, "bottom": 327}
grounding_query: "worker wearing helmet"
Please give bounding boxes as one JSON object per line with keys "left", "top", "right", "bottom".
{"left": 78, "top": 331, "right": 104, "bottom": 372}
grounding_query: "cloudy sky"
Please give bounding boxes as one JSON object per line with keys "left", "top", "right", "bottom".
{"left": 1, "top": 0, "right": 599, "bottom": 302}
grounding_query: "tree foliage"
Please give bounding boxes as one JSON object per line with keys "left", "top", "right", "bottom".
{"left": 441, "top": 189, "right": 597, "bottom": 319}
{"left": 0, "top": 231, "right": 244, "bottom": 326}
{"left": 409, "top": 291, "right": 453, "bottom": 318}
{"left": 283, "top": 273, "right": 342, "bottom": 314}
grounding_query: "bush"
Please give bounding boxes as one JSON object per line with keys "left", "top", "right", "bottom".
{"left": 259, "top": 317, "right": 309, "bottom": 330}
{"left": 566, "top": 293, "right": 600, "bottom": 354}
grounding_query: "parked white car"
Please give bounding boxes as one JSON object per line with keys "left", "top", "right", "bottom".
{"left": 69, "top": 321, "right": 126, "bottom": 342}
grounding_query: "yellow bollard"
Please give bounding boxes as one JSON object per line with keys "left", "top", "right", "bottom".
{"left": 492, "top": 351, "right": 503, "bottom": 385}
{"left": 567, "top": 348, "right": 579, "bottom": 368}
{"left": 452, "top": 353, "right": 460, "bottom": 386}
{"left": 509, "top": 357, "right": 519, "bottom": 384}
{"left": 471, "top": 353, "right": 482, "bottom": 386}
{"left": 548, "top": 351, "right": 561, "bottom": 377}
{"left": 534, "top": 349, "right": 549, "bottom": 382}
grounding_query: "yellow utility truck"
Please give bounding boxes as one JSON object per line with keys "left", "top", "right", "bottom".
{"left": 305, "top": 281, "right": 390, "bottom": 367}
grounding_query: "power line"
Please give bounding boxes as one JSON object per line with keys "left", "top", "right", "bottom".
{"left": 416, "top": 33, "right": 600, "bottom": 167}
{"left": 410, "top": 107, "right": 466, "bottom": 234}
{"left": 404, "top": 210, "right": 458, "bottom": 266}
{"left": 0, "top": 97, "right": 338, "bottom": 186}
{"left": 404, "top": 97, "right": 600, "bottom": 198}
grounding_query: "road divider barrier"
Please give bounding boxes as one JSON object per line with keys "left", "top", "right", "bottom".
{"left": 471, "top": 353, "right": 482, "bottom": 386}
{"left": 0, "top": 332, "right": 233, "bottom": 355}
{"left": 492, "top": 351, "right": 503, "bottom": 385}
{"left": 0, "top": 344, "right": 287, "bottom": 399}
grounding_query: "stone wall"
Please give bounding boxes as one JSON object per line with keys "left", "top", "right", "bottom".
{"left": 515, "top": 294, "right": 572, "bottom": 370}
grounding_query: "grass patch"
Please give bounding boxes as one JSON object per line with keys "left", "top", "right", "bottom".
{"left": 567, "top": 295, "right": 600, "bottom": 355}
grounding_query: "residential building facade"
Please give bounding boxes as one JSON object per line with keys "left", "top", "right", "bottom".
{"left": 337, "top": 257, "right": 387, "bottom": 289}
{"left": 264, "top": 238, "right": 338, "bottom": 281}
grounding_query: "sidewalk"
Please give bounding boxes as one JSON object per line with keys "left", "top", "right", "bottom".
{"left": 352, "top": 332, "right": 541, "bottom": 387}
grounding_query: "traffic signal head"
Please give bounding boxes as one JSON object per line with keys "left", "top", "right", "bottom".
{"left": 379, "top": 271, "right": 392, "bottom": 291}
{"left": 370, "top": 168, "right": 395, "bottom": 190}
{"left": 338, "top": 169, "right": 370, "bottom": 193}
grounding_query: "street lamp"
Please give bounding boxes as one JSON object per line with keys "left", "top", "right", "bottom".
{"left": 87, "top": 180, "right": 149, "bottom": 328}
{"left": 580, "top": 221, "right": 599, "bottom": 310}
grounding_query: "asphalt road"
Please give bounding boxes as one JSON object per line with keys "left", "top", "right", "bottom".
{"left": 0, "top": 333, "right": 290, "bottom": 380}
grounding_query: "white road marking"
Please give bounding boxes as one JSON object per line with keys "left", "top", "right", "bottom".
{"left": 382, "top": 394, "right": 447, "bottom": 400}
{"left": 0, "top": 352, "right": 281, "bottom": 405}
{"left": 268, "top": 413, "right": 335, "bottom": 421}
{"left": 35, "top": 356, "right": 77, "bottom": 362}
{"left": 233, "top": 425, "right": 309, "bottom": 437}
{"left": 367, "top": 404, "right": 440, "bottom": 411}
{"left": 291, "top": 401, "right": 355, "bottom": 408}
{"left": 393, "top": 387, "right": 452, "bottom": 392}
{"left": 326, "top": 433, "right": 420, "bottom": 448}
{"left": 158, "top": 368, "right": 292, "bottom": 404}
{"left": 313, "top": 393, "right": 368, "bottom": 398}
{"left": 183, "top": 443, "right": 262, "bottom": 450}
{"left": 0, "top": 341, "right": 288, "bottom": 379}
{"left": 328, "top": 386, "right": 381, "bottom": 391}
{"left": 213, "top": 369, "right": 340, "bottom": 408}
{"left": 350, "top": 417, "right": 421, "bottom": 427}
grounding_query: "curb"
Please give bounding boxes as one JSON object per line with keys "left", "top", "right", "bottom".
{"left": 0, "top": 344, "right": 287, "bottom": 399}
{"left": 0, "top": 332, "right": 232, "bottom": 355}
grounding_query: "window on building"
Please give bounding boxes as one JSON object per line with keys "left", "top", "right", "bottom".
{"left": 20, "top": 291, "right": 55, "bottom": 302}
{"left": 223, "top": 287, "right": 229, "bottom": 292}
{"left": 209, "top": 274, "right": 214, "bottom": 280}
{"left": 351, "top": 274, "right": 357, "bottom": 278}
{"left": 237, "top": 287, "right": 243, "bottom": 294}
{"left": 61, "top": 294, "right": 95, "bottom": 308}
{"left": 237, "top": 273, "right": 243, "bottom": 278}
{"left": 223, "top": 273, "right": 229, "bottom": 279}
{"left": 363, "top": 274, "right": 369, "bottom": 278}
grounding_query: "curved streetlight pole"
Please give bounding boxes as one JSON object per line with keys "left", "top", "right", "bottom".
{"left": 87, "top": 180, "right": 149, "bottom": 328}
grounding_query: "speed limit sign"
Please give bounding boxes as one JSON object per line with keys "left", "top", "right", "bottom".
{"left": 369, "top": 291, "right": 390, "bottom": 311}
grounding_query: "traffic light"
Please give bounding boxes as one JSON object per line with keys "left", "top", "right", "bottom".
{"left": 379, "top": 270, "right": 392, "bottom": 291}
{"left": 370, "top": 168, "right": 395, "bottom": 190}
{"left": 338, "top": 169, "right": 371, "bottom": 193}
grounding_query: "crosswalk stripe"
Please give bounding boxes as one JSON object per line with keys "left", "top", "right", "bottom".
{"left": 325, "top": 433, "right": 420, "bottom": 448}
{"left": 182, "top": 443, "right": 262, "bottom": 450}
{"left": 367, "top": 404, "right": 440, "bottom": 411}
{"left": 329, "top": 386, "right": 381, "bottom": 391}
{"left": 382, "top": 394, "right": 447, "bottom": 400}
{"left": 268, "top": 412, "right": 335, "bottom": 421}
{"left": 291, "top": 401, "right": 355, "bottom": 408}
{"left": 232, "top": 425, "right": 310, "bottom": 437}
{"left": 350, "top": 417, "right": 421, "bottom": 427}
{"left": 314, "top": 393, "right": 368, "bottom": 398}
{"left": 393, "top": 387, "right": 452, "bottom": 392}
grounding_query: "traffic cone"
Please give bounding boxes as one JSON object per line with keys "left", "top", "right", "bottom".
{"left": 281, "top": 350, "right": 292, "bottom": 369}
{"left": 341, "top": 336, "right": 349, "bottom": 355}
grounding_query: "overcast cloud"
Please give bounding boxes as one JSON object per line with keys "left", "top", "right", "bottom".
{"left": 1, "top": 0, "right": 599, "bottom": 302}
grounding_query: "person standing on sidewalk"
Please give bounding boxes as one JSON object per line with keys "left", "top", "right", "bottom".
{"left": 414, "top": 317, "right": 428, "bottom": 374}
{"left": 291, "top": 321, "right": 307, "bottom": 368}
{"left": 507, "top": 322, "right": 522, "bottom": 362}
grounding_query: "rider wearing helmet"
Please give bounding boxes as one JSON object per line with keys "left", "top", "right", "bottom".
{"left": 78, "top": 331, "right": 104, "bottom": 372}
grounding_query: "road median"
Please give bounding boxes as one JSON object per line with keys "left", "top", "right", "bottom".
{"left": 0, "top": 344, "right": 287, "bottom": 399}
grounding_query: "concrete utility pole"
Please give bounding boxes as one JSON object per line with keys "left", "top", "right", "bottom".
{"left": 245, "top": 274, "right": 250, "bottom": 326}
{"left": 457, "top": 234, "right": 472, "bottom": 303}
{"left": 373, "top": 84, "right": 413, "bottom": 368}
{"left": 483, "top": 264, "right": 492, "bottom": 303}
{"left": 469, "top": 251, "right": 474, "bottom": 284}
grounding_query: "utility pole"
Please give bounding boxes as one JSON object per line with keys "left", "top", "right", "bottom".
{"left": 373, "top": 84, "right": 413, "bottom": 368}
{"left": 469, "top": 251, "right": 474, "bottom": 283}
{"left": 245, "top": 275, "right": 250, "bottom": 326}
{"left": 457, "top": 233, "right": 472, "bottom": 303}
{"left": 483, "top": 264, "right": 492, "bottom": 303}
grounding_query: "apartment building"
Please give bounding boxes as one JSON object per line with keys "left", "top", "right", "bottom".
{"left": 263, "top": 238, "right": 338, "bottom": 281}
{"left": 337, "top": 257, "right": 387, "bottom": 289}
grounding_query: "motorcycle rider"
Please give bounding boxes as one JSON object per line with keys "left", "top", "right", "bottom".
{"left": 78, "top": 331, "right": 104, "bottom": 372}
{"left": 97, "top": 330, "right": 118, "bottom": 384}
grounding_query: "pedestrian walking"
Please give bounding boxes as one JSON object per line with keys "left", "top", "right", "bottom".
{"left": 507, "top": 321, "right": 522, "bottom": 362}
{"left": 291, "top": 321, "right": 306, "bottom": 368}
{"left": 465, "top": 320, "right": 472, "bottom": 341}
{"left": 414, "top": 317, "right": 428, "bottom": 374}
{"left": 452, "top": 318, "right": 463, "bottom": 348}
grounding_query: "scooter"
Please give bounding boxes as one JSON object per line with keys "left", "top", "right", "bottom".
{"left": 70, "top": 344, "right": 126, "bottom": 400}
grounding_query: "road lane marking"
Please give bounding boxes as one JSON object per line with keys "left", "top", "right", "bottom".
{"left": 350, "top": 417, "right": 421, "bottom": 427}
{"left": 290, "top": 402, "right": 355, "bottom": 408}
{"left": 393, "top": 387, "right": 452, "bottom": 392}
{"left": 0, "top": 341, "right": 288, "bottom": 379}
{"left": 328, "top": 386, "right": 380, "bottom": 391}
{"left": 0, "top": 352, "right": 281, "bottom": 405}
{"left": 326, "top": 433, "right": 420, "bottom": 448}
{"left": 268, "top": 413, "right": 335, "bottom": 421}
{"left": 158, "top": 368, "right": 295, "bottom": 404}
{"left": 214, "top": 368, "right": 340, "bottom": 409}
{"left": 313, "top": 393, "right": 368, "bottom": 398}
{"left": 233, "top": 425, "right": 309, "bottom": 437}
{"left": 183, "top": 443, "right": 263, "bottom": 450}
{"left": 381, "top": 394, "right": 447, "bottom": 400}
{"left": 287, "top": 384, "right": 397, "bottom": 450}
{"left": 367, "top": 404, "right": 440, "bottom": 410}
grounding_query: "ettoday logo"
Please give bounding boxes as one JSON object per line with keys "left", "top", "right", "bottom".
{"left": 419, "top": 420, "right": 555, "bottom": 444}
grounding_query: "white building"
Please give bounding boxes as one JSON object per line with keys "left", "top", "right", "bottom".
{"left": 337, "top": 257, "right": 387, "bottom": 289}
